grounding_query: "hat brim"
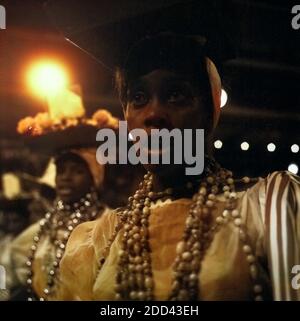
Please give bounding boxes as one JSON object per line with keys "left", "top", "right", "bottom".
{"left": 22, "top": 124, "right": 100, "bottom": 154}
{"left": 44, "top": 0, "right": 236, "bottom": 69}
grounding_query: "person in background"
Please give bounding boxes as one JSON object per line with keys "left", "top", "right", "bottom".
{"left": 9, "top": 148, "right": 109, "bottom": 301}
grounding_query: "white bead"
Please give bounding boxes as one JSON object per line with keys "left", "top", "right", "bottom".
{"left": 231, "top": 209, "right": 239, "bottom": 217}
{"left": 243, "top": 177, "right": 250, "bottom": 184}
{"left": 224, "top": 191, "right": 230, "bottom": 198}
{"left": 247, "top": 255, "right": 256, "bottom": 263}
{"left": 216, "top": 217, "right": 223, "bottom": 224}
{"left": 182, "top": 251, "right": 192, "bottom": 261}
{"left": 208, "top": 193, "right": 216, "bottom": 200}
{"left": 176, "top": 241, "right": 186, "bottom": 254}
{"left": 249, "top": 264, "right": 258, "bottom": 279}
{"left": 234, "top": 218, "right": 242, "bottom": 226}
{"left": 207, "top": 176, "right": 214, "bottom": 184}
{"left": 222, "top": 210, "right": 229, "bottom": 218}
{"left": 239, "top": 229, "right": 246, "bottom": 241}
{"left": 253, "top": 284, "right": 263, "bottom": 293}
{"left": 129, "top": 291, "right": 137, "bottom": 300}
{"left": 243, "top": 245, "right": 252, "bottom": 254}
{"left": 227, "top": 178, "right": 234, "bottom": 185}
{"left": 206, "top": 200, "right": 214, "bottom": 208}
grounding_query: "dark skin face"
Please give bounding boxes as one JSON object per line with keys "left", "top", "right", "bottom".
{"left": 5, "top": 211, "right": 27, "bottom": 235}
{"left": 124, "top": 69, "right": 212, "bottom": 191}
{"left": 55, "top": 159, "right": 94, "bottom": 205}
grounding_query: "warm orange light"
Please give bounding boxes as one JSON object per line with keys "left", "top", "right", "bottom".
{"left": 26, "top": 60, "right": 69, "bottom": 98}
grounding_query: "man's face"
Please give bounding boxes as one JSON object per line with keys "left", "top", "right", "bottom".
{"left": 55, "top": 159, "right": 93, "bottom": 204}
{"left": 124, "top": 69, "right": 211, "bottom": 174}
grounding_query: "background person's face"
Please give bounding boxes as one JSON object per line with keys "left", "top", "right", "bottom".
{"left": 125, "top": 69, "right": 211, "bottom": 174}
{"left": 5, "top": 211, "right": 27, "bottom": 235}
{"left": 55, "top": 159, "right": 94, "bottom": 204}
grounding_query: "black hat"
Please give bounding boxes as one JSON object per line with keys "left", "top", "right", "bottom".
{"left": 43, "top": 0, "right": 236, "bottom": 70}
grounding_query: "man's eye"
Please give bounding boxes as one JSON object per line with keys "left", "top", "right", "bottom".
{"left": 131, "top": 92, "right": 148, "bottom": 106}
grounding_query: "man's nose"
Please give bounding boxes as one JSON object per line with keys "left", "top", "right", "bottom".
{"left": 143, "top": 97, "right": 172, "bottom": 130}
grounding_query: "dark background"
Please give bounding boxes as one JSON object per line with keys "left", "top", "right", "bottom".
{"left": 0, "top": 0, "right": 299, "bottom": 178}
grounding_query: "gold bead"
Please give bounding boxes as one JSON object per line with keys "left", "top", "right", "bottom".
{"left": 176, "top": 241, "right": 186, "bottom": 254}
{"left": 207, "top": 176, "right": 214, "bottom": 184}
{"left": 234, "top": 218, "right": 242, "bottom": 226}
{"left": 208, "top": 193, "right": 216, "bottom": 200}
{"left": 178, "top": 289, "right": 189, "bottom": 300}
{"left": 145, "top": 277, "right": 154, "bottom": 289}
{"left": 247, "top": 255, "right": 256, "bottom": 263}
{"left": 182, "top": 251, "right": 193, "bottom": 261}
{"left": 142, "top": 207, "right": 150, "bottom": 215}
{"left": 206, "top": 200, "right": 214, "bottom": 208}
{"left": 243, "top": 176, "right": 251, "bottom": 184}
{"left": 222, "top": 210, "right": 229, "bottom": 218}
{"left": 239, "top": 229, "right": 246, "bottom": 241}
{"left": 249, "top": 264, "right": 258, "bottom": 279}
{"left": 216, "top": 216, "right": 223, "bottom": 224}
{"left": 243, "top": 245, "right": 252, "bottom": 254}
{"left": 253, "top": 284, "right": 263, "bottom": 293}
{"left": 199, "top": 187, "right": 207, "bottom": 196}
{"left": 189, "top": 273, "right": 198, "bottom": 282}
{"left": 129, "top": 291, "right": 137, "bottom": 300}
{"left": 137, "top": 291, "right": 146, "bottom": 300}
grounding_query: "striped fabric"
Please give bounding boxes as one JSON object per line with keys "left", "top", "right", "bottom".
{"left": 263, "top": 171, "right": 300, "bottom": 300}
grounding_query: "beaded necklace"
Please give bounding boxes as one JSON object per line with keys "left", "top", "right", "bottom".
{"left": 26, "top": 191, "right": 103, "bottom": 301}
{"left": 97, "top": 159, "right": 264, "bottom": 301}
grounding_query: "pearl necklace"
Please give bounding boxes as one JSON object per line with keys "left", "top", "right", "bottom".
{"left": 98, "top": 160, "right": 265, "bottom": 301}
{"left": 26, "top": 191, "right": 102, "bottom": 301}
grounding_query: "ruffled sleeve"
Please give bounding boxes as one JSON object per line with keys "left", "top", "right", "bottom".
{"left": 261, "top": 171, "right": 300, "bottom": 300}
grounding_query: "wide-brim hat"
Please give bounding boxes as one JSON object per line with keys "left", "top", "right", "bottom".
{"left": 43, "top": 0, "right": 236, "bottom": 70}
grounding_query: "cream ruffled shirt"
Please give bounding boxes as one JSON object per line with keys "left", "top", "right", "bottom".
{"left": 56, "top": 171, "right": 300, "bottom": 301}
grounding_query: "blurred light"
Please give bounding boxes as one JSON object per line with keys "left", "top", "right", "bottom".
{"left": 288, "top": 163, "right": 298, "bottom": 175}
{"left": 26, "top": 60, "right": 69, "bottom": 98}
{"left": 214, "top": 140, "right": 223, "bottom": 149}
{"left": 267, "top": 143, "right": 276, "bottom": 152}
{"left": 220, "top": 89, "right": 228, "bottom": 108}
{"left": 291, "top": 144, "right": 299, "bottom": 153}
{"left": 3, "top": 173, "right": 21, "bottom": 199}
{"left": 241, "top": 141, "right": 250, "bottom": 151}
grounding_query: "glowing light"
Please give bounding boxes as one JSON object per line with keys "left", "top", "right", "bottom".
{"left": 291, "top": 144, "right": 299, "bottom": 153}
{"left": 26, "top": 60, "right": 68, "bottom": 98}
{"left": 220, "top": 89, "right": 228, "bottom": 108}
{"left": 267, "top": 143, "right": 276, "bottom": 152}
{"left": 241, "top": 142, "right": 250, "bottom": 151}
{"left": 288, "top": 163, "right": 298, "bottom": 175}
{"left": 214, "top": 140, "right": 223, "bottom": 149}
